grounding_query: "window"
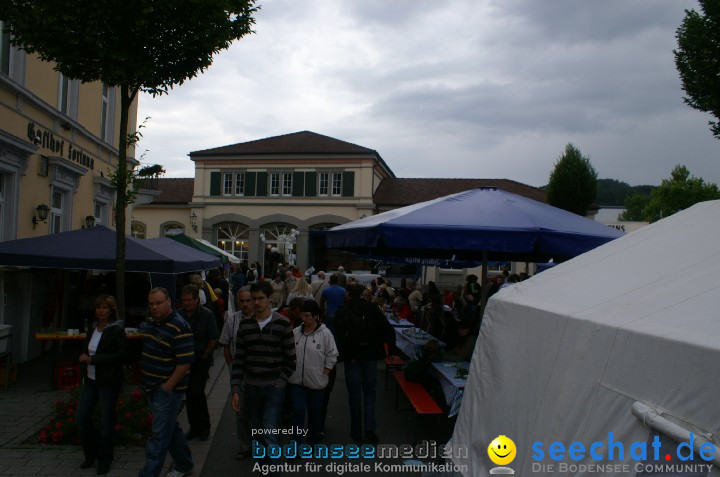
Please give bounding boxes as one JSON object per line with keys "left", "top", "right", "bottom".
{"left": 282, "top": 172, "right": 292, "bottom": 196}
{"left": 331, "top": 172, "right": 342, "bottom": 196}
{"left": 59, "top": 74, "right": 69, "bottom": 115}
{"left": 94, "top": 200, "right": 109, "bottom": 226}
{"left": 319, "top": 171, "right": 343, "bottom": 196}
{"left": 100, "top": 84, "right": 109, "bottom": 141}
{"left": 217, "top": 223, "right": 249, "bottom": 261}
{"left": 0, "top": 22, "right": 9, "bottom": 76}
{"left": 0, "top": 172, "right": 5, "bottom": 241}
{"left": 50, "top": 188, "right": 69, "bottom": 234}
{"left": 223, "top": 172, "right": 233, "bottom": 195}
{"left": 270, "top": 172, "right": 292, "bottom": 196}
{"left": 162, "top": 223, "right": 184, "bottom": 237}
{"left": 131, "top": 222, "right": 146, "bottom": 239}
{"left": 235, "top": 172, "right": 245, "bottom": 195}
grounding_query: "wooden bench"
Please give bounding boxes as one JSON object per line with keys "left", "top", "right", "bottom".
{"left": 393, "top": 370, "right": 443, "bottom": 415}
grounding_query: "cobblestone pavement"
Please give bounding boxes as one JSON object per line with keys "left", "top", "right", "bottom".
{"left": 0, "top": 350, "right": 228, "bottom": 477}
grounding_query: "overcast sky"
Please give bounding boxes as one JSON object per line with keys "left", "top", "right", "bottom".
{"left": 136, "top": 0, "right": 719, "bottom": 188}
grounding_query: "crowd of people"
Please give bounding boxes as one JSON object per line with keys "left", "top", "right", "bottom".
{"left": 72, "top": 262, "right": 526, "bottom": 476}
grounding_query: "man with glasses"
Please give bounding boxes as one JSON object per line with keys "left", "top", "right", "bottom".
{"left": 138, "top": 287, "right": 194, "bottom": 477}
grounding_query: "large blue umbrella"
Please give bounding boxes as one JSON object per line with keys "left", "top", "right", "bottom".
{"left": 0, "top": 225, "right": 221, "bottom": 273}
{"left": 327, "top": 187, "right": 623, "bottom": 265}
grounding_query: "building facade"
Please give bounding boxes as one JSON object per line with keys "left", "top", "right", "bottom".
{"left": 133, "top": 131, "right": 396, "bottom": 273}
{"left": 0, "top": 23, "right": 140, "bottom": 362}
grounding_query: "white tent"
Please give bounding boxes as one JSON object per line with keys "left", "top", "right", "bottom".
{"left": 450, "top": 201, "right": 720, "bottom": 476}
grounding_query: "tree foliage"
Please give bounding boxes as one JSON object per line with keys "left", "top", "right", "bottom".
{"left": 547, "top": 143, "right": 598, "bottom": 216}
{"left": 0, "top": 0, "right": 257, "bottom": 318}
{"left": 674, "top": 0, "right": 720, "bottom": 140}
{"left": 596, "top": 178, "right": 655, "bottom": 206}
{"left": 621, "top": 165, "right": 720, "bottom": 222}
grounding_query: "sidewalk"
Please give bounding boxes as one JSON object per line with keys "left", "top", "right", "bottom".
{"left": 0, "top": 350, "right": 230, "bottom": 477}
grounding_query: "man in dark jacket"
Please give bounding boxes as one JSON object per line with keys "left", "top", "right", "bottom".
{"left": 179, "top": 284, "right": 219, "bottom": 442}
{"left": 335, "top": 283, "right": 396, "bottom": 443}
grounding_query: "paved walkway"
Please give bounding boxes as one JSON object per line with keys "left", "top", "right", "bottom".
{"left": 0, "top": 351, "right": 228, "bottom": 477}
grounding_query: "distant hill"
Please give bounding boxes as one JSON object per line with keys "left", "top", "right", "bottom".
{"left": 596, "top": 178, "right": 655, "bottom": 206}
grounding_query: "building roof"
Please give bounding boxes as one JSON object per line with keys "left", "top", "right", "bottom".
{"left": 373, "top": 178, "right": 547, "bottom": 208}
{"left": 151, "top": 178, "right": 194, "bottom": 204}
{"left": 190, "top": 131, "right": 379, "bottom": 157}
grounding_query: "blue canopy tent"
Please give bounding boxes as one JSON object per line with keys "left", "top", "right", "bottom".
{"left": 0, "top": 226, "right": 221, "bottom": 273}
{"left": 326, "top": 187, "right": 624, "bottom": 309}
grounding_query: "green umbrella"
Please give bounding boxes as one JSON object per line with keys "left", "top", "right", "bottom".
{"left": 166, "top": 233, "right": 227, "bottom": 263}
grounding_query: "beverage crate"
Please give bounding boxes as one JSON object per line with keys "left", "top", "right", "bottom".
{"left": 52, "top": 362, "right": 81, "bottom": 390}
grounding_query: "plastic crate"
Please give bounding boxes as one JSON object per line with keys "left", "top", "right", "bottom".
{"left": 52, "top": 362, "right": 81, "bottom": 390}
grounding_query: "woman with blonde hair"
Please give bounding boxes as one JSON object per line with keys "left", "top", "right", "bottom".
{"left": 76, "top": 295, "right": 127, "bottom": 475}
{"left": 286, "top": 277, "right": 313, "bottom": 305}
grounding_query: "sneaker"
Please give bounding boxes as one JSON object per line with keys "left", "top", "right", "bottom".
{"left": 167, "top": 467, "right": 193, "bottom": 477}
{"left": 365, "top": 431, "right": 379, "bottom": 444}
{"left": 184, "top": 429, "right": 199, "bottom": 441}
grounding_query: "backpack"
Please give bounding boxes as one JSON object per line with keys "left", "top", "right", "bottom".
{"left": 343, "top": 307, "right": 374, "bottom": 357}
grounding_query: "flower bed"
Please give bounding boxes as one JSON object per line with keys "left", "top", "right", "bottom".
{"left": 36, "top": 385, "right": 152, "bottom": 446}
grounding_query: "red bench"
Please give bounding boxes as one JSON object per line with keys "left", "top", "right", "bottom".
{"left": 393, "top": 370, "right": 443, "bottom": 415}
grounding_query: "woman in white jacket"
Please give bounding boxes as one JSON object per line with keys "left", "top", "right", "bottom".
{"left": 288, "top": 300, "right": 339, "bottom": 445}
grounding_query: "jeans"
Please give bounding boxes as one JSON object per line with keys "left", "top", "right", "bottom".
{"left": 344, "top": 361, "right": 378, "bottom": 438}
{"left": 76, "top": 379, "right": 121, "bottom": 466}
{"left": 138, "top": 388, "right": 193, "bottom": 477}
{"left": 289, "top": 384, "right": 325, "bottom": 445}
{"left": 186, "top": 361, "right": 211, "bottom": 434}
{"left": 244, "top": 383, "right": 285, "bottom": 448}
{"left": 229, "top": 371, "right": 251, "bottom": 453}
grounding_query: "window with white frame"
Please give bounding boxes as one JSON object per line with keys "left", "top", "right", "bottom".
{"left": 319, "top": 171, "right": 342, "bottom": 196}
{"left": 0, "top": 22, "right": 9, "bottom": 76}
{"left": 223, "top": 172, "right": 233, "bottom": 195}
{"left": 59, "top": 74, "right": 70, "bottom": 115}
{"left": 162, "top": 223, "right": 184, "bottom": 237}
{"left": 50, "top": 187, "right": 70, "bottom": 234}
{"left": 94, "top": 200, "right": 109, "bottom": 226}
{"left": 235, "top": 172, "right": 245, "bottom": 195}
{"left": 131, "top": 221, "right": 146, "bottom": 239}
{"left": 331, "top": 172, "right": 342, "bottom": 196}
{"left": 282, "top": 172, "right": 292, "bottom": 196}
{"left": 270, "top": 172, "right": 280, "bottom": 196}
{"left": 217, "top": 222, "right": 249, "bottom": 261}
{"left": 100, "top": 84, "right": 109, "bottom": 141}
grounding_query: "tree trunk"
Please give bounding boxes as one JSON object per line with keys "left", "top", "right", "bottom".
{"left": 115, "top": 85, "right": 130, "bottom": 323}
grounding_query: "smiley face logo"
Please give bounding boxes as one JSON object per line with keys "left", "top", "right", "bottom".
{"left": 487, "top": 435, "right": 517, "bottom": 466}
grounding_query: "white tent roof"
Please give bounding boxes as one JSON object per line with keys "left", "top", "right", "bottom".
{"left": 450, "top": 200, "right": 720, "bottom": 475}
{"left": 197, "top": 238, "right": 240, "bottom": 264}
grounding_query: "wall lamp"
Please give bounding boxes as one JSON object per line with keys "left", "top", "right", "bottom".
{"left": 32, "top": 203, "right": 50, "bottom": 229}
{"left": 190, "top": 211, "right": 198, "bottom": 232}
{"left": 82, "top": 215, "right": 96, "bottom": 229}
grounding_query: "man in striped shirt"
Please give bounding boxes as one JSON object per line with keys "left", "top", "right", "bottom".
{"left": 231, "top": 281, "right": 295, "bottom": 453}
{"left": 138, "top": 287, "right": 195, "bottom": 477}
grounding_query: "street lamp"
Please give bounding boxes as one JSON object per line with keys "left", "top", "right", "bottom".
{"left": 190, "top": 211, "right": 197, "bottom": 232}
{"left": 32, "top": 203, "right": 50, "bottom": 229}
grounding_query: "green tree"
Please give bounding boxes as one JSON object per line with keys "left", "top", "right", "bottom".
{"left": 0, "top": 0, "right": 257, "bottom": 318}
{"left": 618, "top": 194, "right": 650, "bottom": 221}
{"left": 674, "top": 0, "right": 720, "bottom": 140}
{"left": 642, "top": 165, "right": 720, "bottom": 222}
{"left": 547, "top": 143, "right": 598, "bottom": 216}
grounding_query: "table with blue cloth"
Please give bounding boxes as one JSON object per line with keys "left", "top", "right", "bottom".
{"left": 430, "top": 361, "right": 469, "bottom": 417}
{"left": 386, "top": 314, "right": 414, "bottom": 328}
{"left": 394, "top": 327, "right": 444, "bottom": 359}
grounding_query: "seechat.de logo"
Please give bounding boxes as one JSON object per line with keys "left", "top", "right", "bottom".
{"left": 488, "top": 435, "right": 517, "bottom": 474}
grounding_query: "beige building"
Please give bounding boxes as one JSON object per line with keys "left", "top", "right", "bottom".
{"left": 1, "top": 24, "right": 141, "bottom": 361}
{"left": 133, "top": 131, "right": 396, "bottom": 273}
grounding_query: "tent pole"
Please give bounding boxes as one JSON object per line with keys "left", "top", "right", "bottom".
{"left": 480, "top": 251, "right": 488, "bottom": 317}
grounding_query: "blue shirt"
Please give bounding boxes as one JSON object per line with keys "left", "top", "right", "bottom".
{"left": 321, "top": 285, "right": 346, "bottom": 315}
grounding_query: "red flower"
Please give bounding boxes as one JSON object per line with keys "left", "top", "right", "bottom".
{"left": 114, "top": 424, "right": 122, "bottom": 431}
{"left": 132, "top": 391, "right": 142, "bottom": 399}
{"left": 39, "top": 431, "right": 47, "bottom": 443}
{"left": 67, "top": 418, "right": 74, "bottom": 424}
{"left": 55, "top": 421, "right": 63, "bottom": 429}
{"left": 66, "top": 408, "right": 74, "bottom": 416}
{"left": 125, "top": 412, "right": 132, "bottom": 418}
{"left": 118, "top": 399, "right": 125, "bottom": 406}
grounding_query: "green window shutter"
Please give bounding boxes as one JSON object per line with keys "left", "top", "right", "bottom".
{"left": 304, "top": 172, "right": 317, "bottom": 197}
{"left": 210, "top": 172, "right": 221, "bottom": 196}
{"left": 292, "top": 172, "right": 304, "bottom": 196}
{"left": 342, "top": 171, "right": 355, "bottom": 197}
{"left": 245, "top": 172, "right": 256, "bottom": 197}
{"left": 256, "top": 172, "right": 268, "bottom": 196}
